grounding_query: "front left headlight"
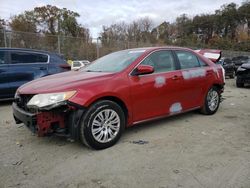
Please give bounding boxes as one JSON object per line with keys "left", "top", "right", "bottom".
{"left": 27, "top": 91, "right": 76, "bottom": 110}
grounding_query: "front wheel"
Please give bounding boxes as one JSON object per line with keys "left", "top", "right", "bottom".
{"left": 79, "top": 100, "right": 125, "bottom": 150}
{"left": 200, "top": 86, "right": 220, "bottom": 115}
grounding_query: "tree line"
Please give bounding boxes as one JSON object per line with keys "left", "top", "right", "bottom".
{"left": 100, "top": 2, "right": 250, "bottom": 51}
{"left": 1, "top": 5, "right": 90, "bottom": 39}
{"left": 0, "top": 2, "right": 250, "bottom": 60}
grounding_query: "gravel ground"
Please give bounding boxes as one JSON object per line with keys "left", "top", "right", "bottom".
{"left": 0, "top": 79, "right": 250, "bottom": 188}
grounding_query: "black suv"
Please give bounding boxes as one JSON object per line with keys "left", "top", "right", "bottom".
{"left": 0, "top": 48, "right": 70, "bottom": 100}
{"left": 232, "top": 56, "right": 249, "bottom": 71}
{"left": 217, "top": 57, "right": 235, "bottom": 78}
{"left": 236, "top": 59, "right": 250, "bottom": 88}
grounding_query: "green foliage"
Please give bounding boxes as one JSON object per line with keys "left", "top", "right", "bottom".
{"left": 6, "top": 5, "right": 92, "bottom": 60}
{"left": 9, "top": 11, "right": 37, "bottom": 32}
{"left": 208, "top": 37, "right": 233, "bottom": 50}
{"left": 3, "top": 1, "right": 250, "bottom": 57}
{"left": 0, "top": 18, "right": 6, "bottom": 29}
{"left": 99, "top": 2, "right": 250, "bottom": 51}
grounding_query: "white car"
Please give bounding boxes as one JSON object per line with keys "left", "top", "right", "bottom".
{"left": 71, "top": 60, "right": 90, "bottom": 70}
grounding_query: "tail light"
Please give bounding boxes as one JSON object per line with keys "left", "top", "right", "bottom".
{"left": 59, "top": 64, "right": 71, "bottom": 70}
{"left": 195, "top": 49, "right": 222, "bottom": 63}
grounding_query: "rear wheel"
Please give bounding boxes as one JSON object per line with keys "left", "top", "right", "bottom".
{"left": 200, "top": 86, "right": 220, "bottom": 115}
{"left": 79, "top": 100, "right": 125, "bottom": 150}
{"left": 229, "top": 71, "right": 235, "bottom": 79}
{"left": 236, "top": 78, "right": 244, "bottom": 88}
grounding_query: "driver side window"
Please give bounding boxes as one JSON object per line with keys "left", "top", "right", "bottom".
{"left": 0, "top": 51, "right": 6, "bottom": 64}
{"left": 141, "top": 50, "right": 176, "bottom": 73}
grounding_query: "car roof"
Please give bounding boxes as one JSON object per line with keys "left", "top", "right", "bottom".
{"left": 122, "top": 46, "right": 193, "bottom": 54}
{"left": 0, "top": 48, "right": 60, "bottom": 56}
{"left": 128, "top": 46, "right": 191, "bottom": 51}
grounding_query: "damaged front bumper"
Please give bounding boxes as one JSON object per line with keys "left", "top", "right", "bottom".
{"left": 13, "top": 102, "right": 85, "bottom": 139}
{"left": 13, "top": 103, "right": 37, "bottom": 133}
{"left": 13, "top": 103, "right": 65, "bottom": 136}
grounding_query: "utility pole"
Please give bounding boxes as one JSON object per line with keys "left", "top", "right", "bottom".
{"left": 8, "top": 31, "right": 11, "bottom": 48}
{"left": 57, "top": 17, "right": 61, "bottom": 54}
{"left": 3, "top": 28, "right": 7, "bottom": 47}
{"left": 96, "top": 38, "right": 100, "bottom": 59}
{"left": 58, "top": 35, "right": 61, "bottom": 54}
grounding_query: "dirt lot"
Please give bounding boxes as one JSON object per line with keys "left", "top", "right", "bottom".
{"left": 0, "top": 79, "right": 250, "bottom": 188}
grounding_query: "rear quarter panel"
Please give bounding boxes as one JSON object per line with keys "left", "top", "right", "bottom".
{"left": 197, "top": 54, "right": 225, "bottom": 106}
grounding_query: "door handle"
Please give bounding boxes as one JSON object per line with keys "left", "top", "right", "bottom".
{"left": 39, "top": 67, "right": 47, "bottom": 70}
{"left": 172, "top": 75, "right": 180, "bottom": 80}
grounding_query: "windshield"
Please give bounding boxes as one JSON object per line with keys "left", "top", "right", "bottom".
{"left": 82, "top": 50, "right": 145, "bottom": 72}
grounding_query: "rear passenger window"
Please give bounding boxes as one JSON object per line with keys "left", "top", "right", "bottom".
{"left": 198, "top": 58, "right": 208, "bottom": 67}
{"left": 141, "top": 50, "right": 176, "bottom": 73}
{"left": 11, "top": 52, "right": 48, "bottom": 64}
{"left": 176, "top": 51, "right": 200, "bottom": 69}
{"left": 50, "top": 54, "right": 66, "bottom": 64}
{"left": 0, "top": 51, "right": 5, "bottom": 64}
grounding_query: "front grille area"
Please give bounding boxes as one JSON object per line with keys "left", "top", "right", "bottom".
{"left": 238, "top": 70, "right": 250, "bottom": 77}
{"left": 15, "top": 94, "right": 34, "bottom": 112}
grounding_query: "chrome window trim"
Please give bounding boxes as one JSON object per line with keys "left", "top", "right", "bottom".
{"left": 129, "top": 49, "right": 209, "bottom": 78}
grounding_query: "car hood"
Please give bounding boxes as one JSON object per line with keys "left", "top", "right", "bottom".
{"left": 235, "top": 60, "right": 248, "bottom": 65}
{"left": 241, "top": 63, "right": 250, "bottom": 69}
{"left": 223, "top": 63, "right": 234, "bottom": 67}
{"left": 18, "top": 70, "right": 115, "bottom": 94}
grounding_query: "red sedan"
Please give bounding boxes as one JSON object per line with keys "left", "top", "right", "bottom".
{"left": 13, "top": 47, "right": 225, "bottom": 149}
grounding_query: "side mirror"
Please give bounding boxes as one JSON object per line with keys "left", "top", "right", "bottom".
{"left": 71, "top": 61, "right": 85, "bottom": 71}
{"left": 133, "top": 65, "right": 154, "bottom": 75}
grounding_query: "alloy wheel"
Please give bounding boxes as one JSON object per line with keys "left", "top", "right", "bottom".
{"left": 91, "top": 109, "right": 121, "bottom": 143}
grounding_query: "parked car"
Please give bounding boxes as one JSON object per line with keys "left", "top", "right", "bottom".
{"left": 0, "top": 48, "right": 70, "bottom": 100}
{"left": 12, "top": 47, "right": 225, "bottom": 149}
{"left": 232, "top": 55, "right": 249, "bottom": 71}
{"left": 217, "top": 57, "right": 235, "bottom": 78}
{"left": 71, "top": 60, "right": 90, "bottom": 70}
{"left": 236, "top": 59, "right": 250, "bottom": 88}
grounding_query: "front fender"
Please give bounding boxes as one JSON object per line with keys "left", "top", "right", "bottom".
{"left": 69, "top": 91, "right": 128, "bottom": 107}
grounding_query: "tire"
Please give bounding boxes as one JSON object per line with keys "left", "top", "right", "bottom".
{"left": 79, "top": 100, "right": 125, "bottom": 150}
{"left": 236, "top": 79, "right": 244, "bottom": 88}
{"left": 229, "top": 71, "right": 235, "bottom": 79}
{"left": 200, "top": 86, "right": 220, "bottom": 115}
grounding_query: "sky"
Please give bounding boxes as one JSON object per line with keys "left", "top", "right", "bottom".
{"left": 0, "top": 0, "right": 243, "bottom": 38}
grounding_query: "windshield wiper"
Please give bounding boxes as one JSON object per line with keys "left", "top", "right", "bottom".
{"left": 85, "top": 70, "right": 103, "bottom": 72}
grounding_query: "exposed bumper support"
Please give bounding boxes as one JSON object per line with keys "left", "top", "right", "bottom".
{"left": 13, "top": 102, "right": 86, "bottom": 139}
{"left": 37, "top": 112, "right": 65, "bottom": 136}
{"left": 13, "top": 103, "right": 65, "bottom": 136}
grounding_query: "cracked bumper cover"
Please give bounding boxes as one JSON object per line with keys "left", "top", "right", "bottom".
{"left": 12, "top": 103, "right": 65, "bottom": 136}
{"left": 13, "top": 101, "right": 86, "bottom": 139}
